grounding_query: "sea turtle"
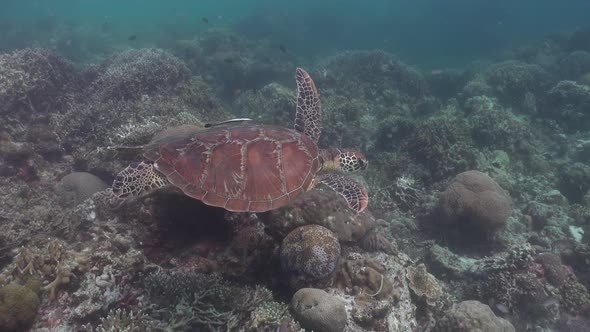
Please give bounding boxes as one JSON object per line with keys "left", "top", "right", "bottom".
{"left": 108, "top": 68, "right": 369, "bottom": 212}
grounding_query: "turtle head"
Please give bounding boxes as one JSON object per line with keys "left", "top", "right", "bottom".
{"left": 321, "top": 148, "right": 368, "bottom": 173}
{"left": 338, "top": 149, "right": 368, "bottom": 172}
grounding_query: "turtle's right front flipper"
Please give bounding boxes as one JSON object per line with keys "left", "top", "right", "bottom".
{"left": 316, "top": 173, "right": 368, "bottom": 213}
{"left": 108, "top": 161, "right": 169, "bottom": 207}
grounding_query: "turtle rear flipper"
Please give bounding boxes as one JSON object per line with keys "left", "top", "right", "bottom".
{"left": 109, "top": 161, "right": 168, "bottom": 206}
{"left": 317, "top": 173, "right": 368, "bottom": 213}
{"left": 294, "top": 67, "right": 322, "bottom": 143}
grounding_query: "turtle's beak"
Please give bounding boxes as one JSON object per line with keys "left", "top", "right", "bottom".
{"left": 358, "top": 158, "right": 368, "bottom": 170}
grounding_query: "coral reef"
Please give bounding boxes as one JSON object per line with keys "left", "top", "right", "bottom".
{"left": 3, "top": 18, "right": 590, "bottom": 332}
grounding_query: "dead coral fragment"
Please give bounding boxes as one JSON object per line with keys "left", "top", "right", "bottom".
{"left": 334, "top": 256, "right": 395, "bottom": 301}
{"left": 11, "top": 239, "right": 88, "bottom": 301}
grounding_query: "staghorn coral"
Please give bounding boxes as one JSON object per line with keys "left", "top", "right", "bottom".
{"left": 249, "top": 300, "right": 298, "bottom": 331}
{"left": 144, "top": 270, "right": 280, "bottom": 330}
{"left": 290, "top": 288, "right": 347, "bottom": 332}
{"left": 280, "top": 225, "right": 341, "bottom": 288}
{"left": 84, "top": 308, "right": 160, "bottom": 332}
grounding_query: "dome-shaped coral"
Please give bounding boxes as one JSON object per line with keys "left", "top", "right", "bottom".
{"left": 290, "top": 288, "right": 347, "bottom": 332}
{"left": 280, "top": 225, "right": 341, "bottom": 286}
{"left": 438, "top": 170, "right": 512, "bottom": 233}
{"left": 435, "top": 300, "right": 515, "bottom": 332}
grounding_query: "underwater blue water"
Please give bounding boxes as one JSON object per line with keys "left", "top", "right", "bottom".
{"left": 1, "top": 0, "right": 589, "bottom": 67}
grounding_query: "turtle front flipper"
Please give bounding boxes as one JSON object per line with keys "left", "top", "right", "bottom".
{"left": 108, "top": 161, "right": 169, "bottom": 207}
{"left": 294, "top": 68, "right": 322, "bottom": 143}
{"left": 316, "top": 173, "right": 368, "bottom": 213}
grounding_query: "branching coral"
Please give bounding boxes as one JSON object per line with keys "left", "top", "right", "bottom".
{"left": 90, "top": 48, "right": 190, "bottom": 101}
{"left": 144, "top": 270, "right": 284, "bottom": 330}
{"left": 84, "top": 308, "right": 160, "bottom": 332}
{"left": 0, "top": 48, "right": 78, "bottom": 115}
{"left": 8, "top": 239, "right": 89, "bottom": 301}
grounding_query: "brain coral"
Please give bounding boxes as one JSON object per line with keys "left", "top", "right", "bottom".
{"left": 57, "top": 172, "right": 109, "bottom": 207}
{"left": 438, "top": 170, "right": 512, "bottom": 232}
{"left": 280, "top": 225, "right": 341, "bottom": 285}
{"left": 434, "top": 300, "right": 515, "bottom": 332}
{"left": 290, "top": 288, "right": 347, "bottom": 332}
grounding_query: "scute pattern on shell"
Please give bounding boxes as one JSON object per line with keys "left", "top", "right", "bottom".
{"left": 280, "top": 225, "right": 341, "bottom": 282}
{"left": 143, "top": 124, "right": 321, "bottom": 212}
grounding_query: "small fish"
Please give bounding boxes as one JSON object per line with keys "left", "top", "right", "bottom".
{"left": 223, "top": 58, "right": 234, "bottom": 63}
{"left": 201, "top": 17, "right": 209, "bottom": 24}
{"left": 204, "top": 118, "right": 253, "bottom": 128}
{"left": 279, "top": 45, "right": 287, "bottom": 53}
{"left": 128, "top": 35, "right": 137, "bottom": 41}
{"left": 430, "top": 69, "right": 444, "bottom": 75}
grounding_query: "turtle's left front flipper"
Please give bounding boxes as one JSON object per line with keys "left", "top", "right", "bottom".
{"left": 108, "top": 161, "right": 169, "bottom": 208}
{"left": 317, "top": 174, "right": 368, "bottom": 213}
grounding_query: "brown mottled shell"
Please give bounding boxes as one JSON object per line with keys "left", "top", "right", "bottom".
{"left": 143, "top": 125, "right": 321, "bottom": 212}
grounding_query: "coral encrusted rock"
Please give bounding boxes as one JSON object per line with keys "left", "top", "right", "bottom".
{"left": 434, "top": 300, "right": 515, "bottom": 332}
{"left": 280, "top": 225, "right": 341, "bottom": 287}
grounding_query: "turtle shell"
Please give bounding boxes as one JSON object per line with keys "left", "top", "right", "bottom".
{"left": 143, "top": 125, "right": 321, "bottom": 212}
